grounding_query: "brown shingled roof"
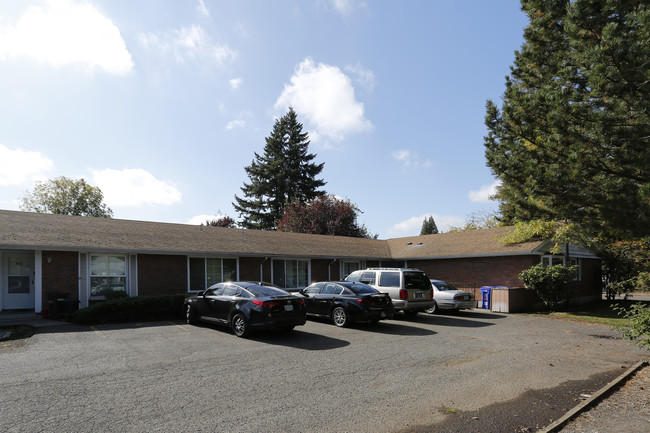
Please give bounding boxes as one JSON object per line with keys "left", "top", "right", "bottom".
{"left": 0, "top": 209, "right": 391, "bottom": 259}
{"left": 386, "top": 226, "right": 547, "bottom": 259}
{"left": 0, "top": 209, "right": 547, "bottom": 259}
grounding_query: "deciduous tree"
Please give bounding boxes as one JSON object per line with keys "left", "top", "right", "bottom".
{"left": 20, "top": 176, "right": 113, "bottom": 218}
{"left": 277, "top": 194, "right": 376, "bottom": 238}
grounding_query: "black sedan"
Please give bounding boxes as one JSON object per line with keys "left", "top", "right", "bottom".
{"left": 184, "top": 282, "right": 307, "bottom": 337}
{"left": 297, "top": 281, "right": 394, "bottom": 327}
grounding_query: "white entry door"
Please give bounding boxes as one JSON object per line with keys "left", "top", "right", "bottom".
{"left": 3, "top": 254, "right": 35, "bottom": 310}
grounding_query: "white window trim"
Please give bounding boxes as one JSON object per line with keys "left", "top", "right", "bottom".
{"left": 88, "top": 253, "right": 129, "bottom": 300}
{"left": 541, "top": 255, "right": 582, "bottom": 281}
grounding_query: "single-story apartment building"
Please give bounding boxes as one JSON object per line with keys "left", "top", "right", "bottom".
{"left": 0, "top": 209, "right": 601, "bottom": 314}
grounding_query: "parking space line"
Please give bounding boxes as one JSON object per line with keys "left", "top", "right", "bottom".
{"left": 170, "top": 321, "right": 189, "bottom": 331}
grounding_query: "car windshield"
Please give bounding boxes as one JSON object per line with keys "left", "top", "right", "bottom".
{"left": 403, "top": 272, "right": 432, "bottom": 290}
{"left": 434, "top": 281, "right": 457, "bottom": 291}
{"left": 347, "top": 283, "right": 377, "bottom": 295}
{"left": 246, "top": 286, "right": 290, "bottom": 297}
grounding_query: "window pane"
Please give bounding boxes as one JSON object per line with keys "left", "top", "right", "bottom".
{"left": 108, "top": 256, "right": 126, "bottom": 275}
{"left": 286, "top": 260, "right": 298, "bottom": 288}
{"left": 189, "top": 258, "right": 206, "bottom": 292}
{"left": 379, "top": 272, "right": 400, "bottom": 287}
{"left": 273, "top": 260, "right": 286, "bottom": 288}
{"left": 206, "top": 258, "right": 222, "bottom": 287}
{"left": 91, "top": 256, "right": 107, "bottom": 276}
{"left": 90, "top": 276, "right": 126, "bottom": 296}
{"left": 223, "top": 259, "right": 237, "bottom": 281}
{"left": 297, "top": 260, "right": 308, "bottom": 287}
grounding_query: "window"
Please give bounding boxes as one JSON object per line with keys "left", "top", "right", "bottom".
{"left": 342, "top": 261, "right": 361, "bottom": 279}
{"left": 90, "top": 255, "right": 126, "bottom": 297}
{"left": 379, "top": 271, "right": 400, "bottom": 287}
{"left": 359, "top": 271, "right": 376, "bottom": 285}
{"left": 273, "top": 259, "right": 309, "bottom": 289}
{"left": 541, "top": 255, "right": 582, "bottom": 281}
{"left": 189, "top": 257, "right": 238, "bottom": 292}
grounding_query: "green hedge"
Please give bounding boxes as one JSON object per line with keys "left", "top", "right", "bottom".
{"left": 70, "top": 294, "right": 188, "bottom": 325}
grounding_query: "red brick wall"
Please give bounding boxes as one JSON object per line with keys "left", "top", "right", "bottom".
{"left": 137, "top": 254, "right": 187, "bottom": 296}
{"left": 410, "top": 255, "right": 539, "bottom": 289}
{"left": 42, "top": 251, "right": 79, "bottom": 310}
{"left": 239, "top": 257, "right": 265, "bottom": 281}
{"left": 311, "top": 259, "right": 338, "bottom": 283}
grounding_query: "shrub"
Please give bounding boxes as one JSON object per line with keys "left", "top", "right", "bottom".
{"left": 613, "top": 302, "right": 650, "bottom": 350}
{"left": 519, "top": 264, "right": 577, "bottom": 311}
{"left": 70, "top": 294, "right": 188, "bottom": 325}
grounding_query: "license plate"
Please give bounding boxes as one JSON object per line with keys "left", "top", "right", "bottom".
{"left": 414, "top": 292, "right": 423, "bottom": 299}
{"left": 284, "top": 304, "right": 294, "bottom": 311}
{"left": 464, "top": 295, "right": 469, "bottom": 300}
{"left": 380, "top": 312, "right": 386, "bottom": 318}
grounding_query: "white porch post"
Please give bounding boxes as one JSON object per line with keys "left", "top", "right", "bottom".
{"left": 35, "top": 250, "right": 42, "bottom": 313}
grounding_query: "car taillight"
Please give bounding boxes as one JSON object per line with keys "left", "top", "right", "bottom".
{"left": 399, "top": 289, "right": 407, "bottom": 300}
{"left": 252, "top": 300, "right": 281, "bottom": 309}
{"left": 356, "top": 297, "right": 371, "bottom": 305}
{"left": 430, "top": 289, "right": 434, "bottom": 298}
{"left": 296, "top": 298, "right": 305, "bottom": 305}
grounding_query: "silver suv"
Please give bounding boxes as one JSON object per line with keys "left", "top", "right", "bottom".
{"left": 344, "top": 268, "right": 434, "bottom": 316}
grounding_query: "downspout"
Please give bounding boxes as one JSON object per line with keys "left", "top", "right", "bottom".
{"left": 260, "top": 257, "right": 269, "bottom": 282}
{"left": 328, "top": 259, "right": 337, "bottom": 281}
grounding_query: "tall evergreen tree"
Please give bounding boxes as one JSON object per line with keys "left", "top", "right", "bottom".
{"left": 420, "top": 216, "right": 439, "bottom": 235}
{"left": 484, "top": 0, "right": 650, "bottom": 240}
{"left": 233, "top": 107, "right": 325, "bottom": 230}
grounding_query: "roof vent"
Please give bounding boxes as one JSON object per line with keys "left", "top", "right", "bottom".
{"left": 407, "top": 242, "right": 413, "bottom": 245}
{"left": 417, "top": 242, "right": 423, "bottom": 246}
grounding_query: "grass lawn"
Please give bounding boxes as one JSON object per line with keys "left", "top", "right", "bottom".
{"left": 532, "top": 299, "right": 650, "bottom": 327}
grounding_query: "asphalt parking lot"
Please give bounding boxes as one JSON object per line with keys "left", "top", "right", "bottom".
{"left": 1, "top": 310, "right": 646, "bottom": 433}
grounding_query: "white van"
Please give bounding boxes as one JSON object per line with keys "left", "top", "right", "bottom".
{"left": 345, "top": 268, "right": 434, "bottom": 316}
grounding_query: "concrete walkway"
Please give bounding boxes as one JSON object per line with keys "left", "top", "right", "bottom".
{"left": 0, "top": 311, "right": 67, "bottom": 328}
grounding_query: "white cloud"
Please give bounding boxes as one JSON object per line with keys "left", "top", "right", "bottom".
{"left": 196, "top": 0, "right": 211, "bottom": 19}
{"left": 229, "top": 77, "right": 242, "bottom": 89}
{"left": 469, "top": 180, "right": 501, "bottom": 203}
{"left": 225, "top": 119, "right": 245, "bottom": 130}
{"left": 139, "top": 24, "right": 236, "bottom": 68}
{"left": 0, "top": 144, "right": 53, "bottom": 186}
{"left": 388, "top": 214, "right": 466, "bottom": 237}
{"left": 0, "top": 0, "right": 133, "bottom": 75}
{"left": 391, "top": 149, "right": 432, "bottom": 169}
{"left": 92, "top": 168, "right": 182, "bottom": 207}
{"left": 329, "top": 0, "right": 365, "bottom": 16}
{"left": 345, "top": 63, "right": 376, "bottom": 92}
{"left": 187, "top": 213, "right": 229, "bottom": 225}
{"left": 274, "top": 57, "right": 372, "bottom": 141}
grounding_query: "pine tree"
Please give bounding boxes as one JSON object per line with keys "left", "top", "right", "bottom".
{"left": 484, "top": 0, "right": 650, "bottom": 240}
{"left": 233, "top": 108, "right": 325, "bottom": 230}
{"left": 420, "top": 216, "right": 439, "bottom": 235}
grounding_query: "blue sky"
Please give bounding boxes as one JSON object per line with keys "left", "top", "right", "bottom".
{"left": 0, "top": 0, "right": 528, "bottom": 238}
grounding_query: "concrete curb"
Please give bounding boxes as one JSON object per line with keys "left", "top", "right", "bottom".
{"left": 539, "top": 359, "right": 649, "bottom": 433}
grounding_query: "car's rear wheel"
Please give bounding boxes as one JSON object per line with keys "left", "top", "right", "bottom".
{"left": 424, "top": 302, "right": 438, "bottom": 314}
{"left": 331, "top": 306, "right": 349, "bottom": 327}
{"left": 231, "top": 313, "right": 249, "bottom": 337}
{"left": 186, "top": 304, "right": 197, "bottom": 324}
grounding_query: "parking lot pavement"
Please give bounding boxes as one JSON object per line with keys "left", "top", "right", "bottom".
{"left": 1, "top": 311, "right": 647, "bottom": 433}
